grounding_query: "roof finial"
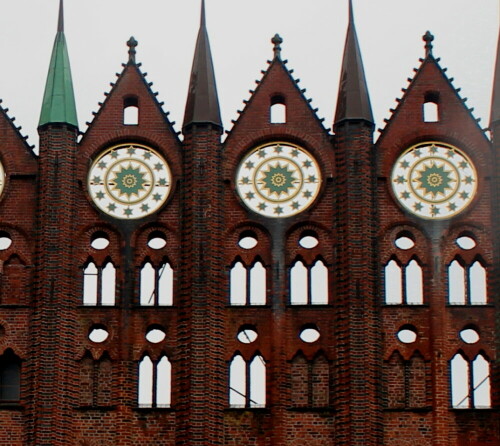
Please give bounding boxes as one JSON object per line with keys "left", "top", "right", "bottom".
{"left": 127, "top": 36, "right": 138, "bottom": 64}
{"left": 272, "top": 34, "right": 283, "bottom": 59}
{"left": 423, "top": 31, "right": 434, "bottom": 57}
{"left": 58, "top": 0, "right": 64, "bottom": 33}
{"left": 201, "top": 0, "right": 206, "bottom": 27}
{"left": 348, "top": 0, "right": 354, "bottom": 24}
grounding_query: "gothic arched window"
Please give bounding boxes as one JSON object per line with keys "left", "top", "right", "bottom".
{"left": 384, "top": 257, "right": 423, "bottom": 304}
{"left": 448, "top": 258, "right": 487, "bottom": 305}
{"left": 140, "top": 260, "right": 174, "bottom": 306}
{"left": 83, "top": 259, "right": 116, "bottom": 306}
{"left": 290, "top": 258, "right": 328, "bottom": 305}
{"left": 229, "top": 259, "right": 266, "bottom": 305}
{"left": 450, "top": 352, "right": 491, "bottom": 408}
{"left": 229, "top": 354, "right": 266, "bottom": 408}
{"left": 138, "top": 355, "right": 171, "bottom": 408}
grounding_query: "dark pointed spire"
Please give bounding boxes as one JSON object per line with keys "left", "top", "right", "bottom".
{"left": 334, "top": 0, "right": 373, "bottom": 126}
{"left": 127, "top": 36, "right": 138, "bottom": 64}
{"left": 490, "top": 29, "right": 500, "bottom": 126}
{"left": 39, "top": 0, "right": 78, "bottom": 128}
{"left": 183, "top": 0, "right": 222, "bottom": 130}
{"left": 423, "top": 31, "right": 434, "bottom": 57}
{"left": 272, "top": 34, "right": 283, "bottom": 59}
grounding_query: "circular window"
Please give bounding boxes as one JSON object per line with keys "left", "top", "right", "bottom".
{"left": 460, "top": 328, "right": 480, "bottom": 344}
{"left": 397, "top": 327, "right": 417, "bottom": 344}
{"left": 91, "top": 231, "right": 109, "bottom": 250}
{"left": 395, "top": 236, "right": 414, "bottom": 250}
{"left": 148, "top": 231, "right": 167, "bottom": 250}
{"left": 299, "top": 327, "right": 320, "bottom": 343}
{"left": 0, "top": 232, "right": 12, "bottom": 251}
{"left": 237, "top": 328, "right": 258, "bottom": 344}
{"left": 89, "top": 326, "right": 109, "bottom": 343}
{"left": 146, "top": 328, "right": 166, "bottom": 344}
{"left": 456, "top": 236, "right": 476, "bottom": 250}
{"left": 299, "top": 232, "right": 319, "bottom": 249}
{"left": 238, "top": 231, "right": 258, "bottom": 250}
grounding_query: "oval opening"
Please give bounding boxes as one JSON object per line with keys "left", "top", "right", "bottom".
{"left": 460, "top": 328, "right": 480, "bottom": 344}
{"left": 148, "top": 231, "right": 167, "bottom": 250}
{"left": 456, "top": 236, "right": 476, "bottom": 250}
{"left": 397, "top": 327, "right": 417, "bottom": 344}
{"left": 146, "top": 328, "right": 166, "bottom": 344}
{"left": 238, "top": 231, "right": 258, "bottom": 250}
{"left": 299, "top": 327, "right": 320, "bottom": 343}
{"left": 91, "top": 231, "right": 109, "bottom": 250}
{"left": 237, "top": 328, "right": 258, "bottom": 344}
{"left": 299, "top": 231, "right": 319, "bottom": 249}
{"left": 395, "top": 236, "right": 414, "bottom": 250}
{"left": 89, "top": 327, "right": 109, "bottom": 343}
{"left": 0, "top": 232, "right": 12, "bottom": 251}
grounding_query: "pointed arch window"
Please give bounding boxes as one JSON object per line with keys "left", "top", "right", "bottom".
{"left": 384, "top": 257, "right": 423, "bottom": 305}
{"left": 83, "top": 259, "right": 116, "bottom": 306}
{"left": 448, "top": 258, "right": 487, "bottom": 305}
{"left": 450, "top": 353, "right": 491, "bottom": 408}
{"left": 229, "top": 259, "right": 266, "bottom": 305}
{"left": 0, "top": 350, "right": 21, "bottom": 402}
{"left": 229, "top": 354, "right": 266, "bottom": 408}
{"left": 140, "top": 260, "right": 174, "bottom": 306}
{"left": 290, "top": 258, "right": 328, "bottom": 305}
{"left": 423, "top": 92, "right": 439, "bottom": 122}
{"left": 138, "top": 355, "right": 171, "bottom": 408}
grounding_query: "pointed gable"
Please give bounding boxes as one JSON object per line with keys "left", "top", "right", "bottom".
{"left": 334, "top": 0, "right": 373, "bottom": 126}
{"left": 39, "top": 0, "right": 78, "bottom": 128}
{"left": 183, "top": 0, "right": 222, "bottom": 131}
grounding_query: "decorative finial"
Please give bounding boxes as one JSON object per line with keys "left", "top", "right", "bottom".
{"left": 58, "top": 0, "right": 64, "bottom": 33}
{"left": 272, "top": 34, "right": 283, "bottom": 59}
{"left": 423, "top": 31, "right": 434, "bottom": 56}
{"left": 127, "top": 36, "right": 138, "bottom": 64}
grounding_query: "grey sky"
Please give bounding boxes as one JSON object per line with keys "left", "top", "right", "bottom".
{"left": 0, "top": 0, "right": 497, "bottom": 147}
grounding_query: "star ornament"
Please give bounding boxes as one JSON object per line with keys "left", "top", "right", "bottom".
{"left": 415, "top": 162, "right": 454, "bottom": 198}
{"left": 111, "top": 164, "right": 147, "bottom": 198}
{"left": 261, "top": 162, "right": 297, "bottom": 197}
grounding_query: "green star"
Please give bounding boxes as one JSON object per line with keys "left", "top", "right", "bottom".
{"left": 245, "top": 161, "right": 255, "bottom": 169}
{"left": 429, "top": 145, "right": 438, "bottom": 154}
{"left": 143, "top": 152, "right": 152, "bottom": 160}
{"left": 400, "top": 160, "right": 410, "bottom": 169}
{"left": 415, "top": 162, "right": 454, "bottom": 197}
{"left": 291, "top": 149, "right": 299, "bottom": 158}
{"left": 448, "top": 202, "right": 457, "bottom": 211}
{"left": 291, "top": 201, "right": 300, "bottom": 210}
{"left": 245, "top": 192, "right": 255, "bottom": 200}
{"left": 274, "top": 145, "right": 283, "bottom": 153}
{"left": 107, "top": 203, "right": 117, "bottom": 212}
{"left": 124, "top": 207, "right": 133, "bottom": 216}
{"left": 463, "top": 176, "right": 474, "bottom": 184}
{"left": 459, "top": 161, "right": 468, "bottom": 169}
{"left": 141, "top": 203, "right": 150, "bottom": 213}
{"left": 153, "top": 193, "right": 162, "bottom": 202}
{"left": 400, "top": 191, "right": 410, "bottom": 200}
{"left": 413, "top": 149, "right": 422, "bottom": 158}
{"left": 307, "top": 175, "right": 317, "bottom": 183}
{"left": 111, "top": 164, "right": 147, "bottom": 197}
{"left": 95, "top": 191, "right": 105, "bottom": 200}
{"left": 159, "top": 178, "right": 167, "bottom": 186}
{"left": 460, "top": 191, "right": 469, "bottom": 200}
{"left": 303, "top": 190, "right": 312, "bottom": 199}
{"left": 154, "top": 163, "right": 163, "bottom": 171}
{"left": 394, "top": 175, "right": 406, "bottom": 184}
{"left": 92, "top": 176, "right": 101, "bottom": 184}
{"left": 303, "top": 160, "right": 312, "bottom": 168}
{"left": 241, "top": 176, "right": 250, "bottom": 185}
{"left": 110, "top": 151, "right": 119, "bottom": 159}
{"left": 258, "top": 202, "right": 267, "bottom": 211}
{"left": 430, "top": 205, "right": 440, "bottom": 216}
{"left": 98, "top": 161, "right": 107, "bottom": 169}
{"left": 258, "top": 149, "right": 267, "bottom": 158}
{"left": 261, "top": 162, "right": 297, "bottom": 197}
{"left": 127, "top": 147, "right": 136, "bottom": 155}
{"left": 447, "top": 149, "right": 456, "bottom": 158}
{"left": 274, "top": 206, "right": 284, "bottom": 215}
{"left": 414, "top": 202, "right": 423, "bottom": 212}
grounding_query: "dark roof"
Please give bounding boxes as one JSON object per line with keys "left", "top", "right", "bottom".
{"left": 182, "top": 0, "right": 222, "bottom": 130}
{"left": 334, "top": 0, "right": 373, "bottom": 126}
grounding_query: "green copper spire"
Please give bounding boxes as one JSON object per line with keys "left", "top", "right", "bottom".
{"left": 38, "top": 0, "right": 78, "bottom": 128}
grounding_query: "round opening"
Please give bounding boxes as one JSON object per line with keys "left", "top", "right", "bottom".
{"left": 89, "top": 327, "right": 109, "bottom": 343}
{"left": 91, "top": 231, "right": 109, "bottom": 250}
{"left": 0, "top": 232, "right": 12, "bottom": 251}
{"left": 460, "top": 328, "right": 480, "bottom": 344}
{"left": 238, "top": 231, "right": 258, "bottom": 250}
{"left": 456, "top": 236, "right": 476, "bottom": 250}
{"left": 397, "top": 327, "right": 417, "bottom": 344}
{"left": 299, "top": 231, "right": 319, "bottom": 249}
{"left": 148, "top": 231, "right": 167, "bottom": 250}
{"left": 395, "top": 236, "right": 415, "bottom": 250}
{"left": 237, "top": 328, "right": 258, "bottom": 344}
{"left": 146, "top": 328, "right": 166, "bottom": 344}
{"left": 299, "top": 327, "right": 320, "bottom": 343}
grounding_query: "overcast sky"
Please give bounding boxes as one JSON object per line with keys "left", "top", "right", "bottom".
{"left": 0, "top": 0, "right": 497, "bottom": 149}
